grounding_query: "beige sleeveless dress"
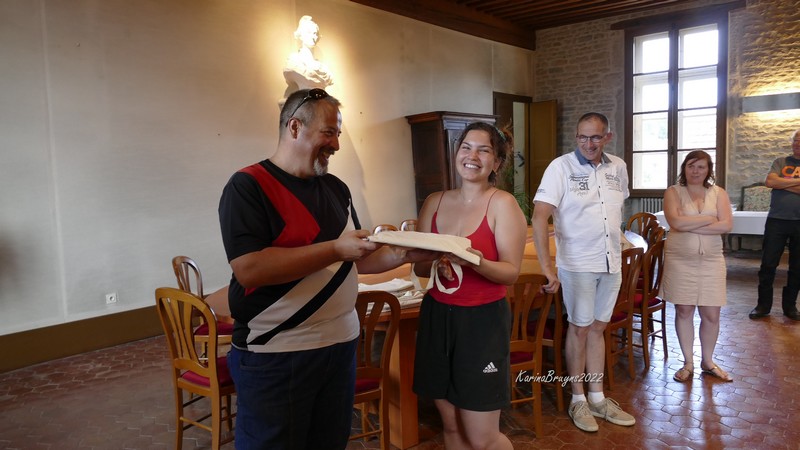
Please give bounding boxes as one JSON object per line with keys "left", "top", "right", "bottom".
{"left": 660, "top": 185, "right": 727, "bottom": 306}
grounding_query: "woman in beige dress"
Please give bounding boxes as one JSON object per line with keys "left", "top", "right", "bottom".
{"left": 662, "top": 150, "right": 733, "bottom": 382}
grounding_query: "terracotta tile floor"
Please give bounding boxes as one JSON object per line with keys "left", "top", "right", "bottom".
{"left": 1, "top": 251, "right": 798, "bottom": 449}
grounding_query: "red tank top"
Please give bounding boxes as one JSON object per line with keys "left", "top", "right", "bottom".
{"left": 429, "top": 191, "right": 508, "bottom": 306}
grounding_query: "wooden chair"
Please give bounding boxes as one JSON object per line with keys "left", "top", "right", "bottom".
{"left": 171, "top": 256, "right": 233, "bottom": 357}
{"left": 507, "top": 273, "right": 555, "bottom": 438}
{"left": 604, "top": 247, "right": 643, "bottom": 390}
{"left": 400, "top": 219, "right": 417, "bottom": 231}
{"left": 350, "top": 291, "right": 401, "bottom": 450}
{"left": 730, "top": 182, "right": 772, "bottom": 248}
{"left": 741, "top": 182, "right": 772, "bottom": 211}
{"left": 651, "top": 226, "right": 666, "bottom": 244}
{"left": 626, "top": 212, "right": 661, "bottom": 246}
{"left": 372, "top": 224, "right": 398, "bottom": 234}
{"left": 632, "top": 238, "right": 667, "bottom": 368}
{"left": 525, "top": 287, "right": 566, "bottom": 412}
{"left": 155, "top": 287, "right": 235, "bottom": 450}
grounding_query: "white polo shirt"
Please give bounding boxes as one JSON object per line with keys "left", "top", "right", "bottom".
{"left": 534, "top": 149, "right": 629, "bottom": 273}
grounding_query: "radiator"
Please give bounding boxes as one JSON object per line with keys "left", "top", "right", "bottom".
{"left": 640, "top": 197, "right": 663, "bottom": 213}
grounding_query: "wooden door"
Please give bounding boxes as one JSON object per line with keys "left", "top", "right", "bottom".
{"left": 528, "top": 100, "right": 557, "bottom": 196}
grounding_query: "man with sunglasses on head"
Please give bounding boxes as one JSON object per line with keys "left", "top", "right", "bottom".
{"left": 218, "top": 88, "right": 435, "bottom": 449}
{"left": 531, "top": 112, "right": 635, "bottom": 433}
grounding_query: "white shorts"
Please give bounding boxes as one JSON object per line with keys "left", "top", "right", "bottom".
{"left": 558, "top": 269, "right": 622, "bottom": 327}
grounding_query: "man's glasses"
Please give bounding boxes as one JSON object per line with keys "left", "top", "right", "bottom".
{"left": 285, "top": 88, "right": 329, "bottom": 125}
{"left": 576, "top": 134, "right": 605, "bottom": 144}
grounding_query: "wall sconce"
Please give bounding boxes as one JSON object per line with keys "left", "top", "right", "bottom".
{"left": 741, "top": 92, "right": 800, "bottom": 113}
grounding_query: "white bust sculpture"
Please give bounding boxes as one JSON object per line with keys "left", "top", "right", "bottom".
{"left": 283, "top": 16, "right": 333, "bottom": 90}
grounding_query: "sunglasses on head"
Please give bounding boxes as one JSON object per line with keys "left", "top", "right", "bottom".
{"left": 285, "top": 88, "right": 329, "bottom": 125}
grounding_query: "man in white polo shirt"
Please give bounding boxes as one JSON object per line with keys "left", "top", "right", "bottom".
{"left": 531, "top": 112, "right": 635, "bottom": 433}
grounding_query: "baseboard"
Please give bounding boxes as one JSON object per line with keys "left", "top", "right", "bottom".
{"left": 0, "top": 306, "right": 163, "bottom": 373}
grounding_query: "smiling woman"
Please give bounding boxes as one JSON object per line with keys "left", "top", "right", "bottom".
{"left": 411, "top": 120, "right": 527, "bottom": 449}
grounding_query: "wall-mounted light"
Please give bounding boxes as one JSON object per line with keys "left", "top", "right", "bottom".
{"left": 741, "top": 92, "right": 800, "bottom": 113}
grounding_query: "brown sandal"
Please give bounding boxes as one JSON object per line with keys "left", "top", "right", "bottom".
{"left": 701, "top": 364, "right": 733, "bottom": 382}
{"left": 672, "top": 366, "right": 693, "bottom": 382}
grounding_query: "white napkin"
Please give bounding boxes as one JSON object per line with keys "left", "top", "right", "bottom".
{"left": 358, "top": 278, "right": 414, "bottom": 293}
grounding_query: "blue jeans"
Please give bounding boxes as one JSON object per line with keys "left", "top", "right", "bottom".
{"left": 228, "top": 339, "right": 357, "bottom": 450}
{"left": 757, "top": 218, "right": 800, "bottom": 312}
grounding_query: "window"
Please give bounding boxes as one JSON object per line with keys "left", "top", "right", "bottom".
{"left": 618, "top": 6, "right": 735, "bottom": 197}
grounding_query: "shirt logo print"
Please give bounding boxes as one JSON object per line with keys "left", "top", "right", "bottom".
{"left": 569, "top": 174, "right": 590, "bottom": 197}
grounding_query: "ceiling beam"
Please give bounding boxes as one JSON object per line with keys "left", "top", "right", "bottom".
{"left": 350, "top": 0, "right": 536, "bottom": 50}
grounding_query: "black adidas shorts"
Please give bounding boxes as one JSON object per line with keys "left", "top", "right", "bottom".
{"left": 413, "top": 293, "right": 511, "bottom": 411}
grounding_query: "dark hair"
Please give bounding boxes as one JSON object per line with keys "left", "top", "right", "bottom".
{"left": 577, "top": 112, "right": 610, "bottom": 133}
{"left": 280, "top": 89, "right": 341, "bottom": 132}
{"left": 678, "top": 150, "right": 715, "bottom": 187}
{"left": 454, "top": 121, "right": 514, "bottom": 185}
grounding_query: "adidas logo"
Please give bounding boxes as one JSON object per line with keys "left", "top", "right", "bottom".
{"left": 483, "top": 362, "right": 498, "bottom": 373}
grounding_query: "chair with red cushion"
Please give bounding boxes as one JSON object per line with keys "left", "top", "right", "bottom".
{"left": 172, "top": 256, "right": 234, "bottom": 356}
{"left": 605, "top": 247, "right": 644, "bottom": 390}
{"left": 508, "top": 273, "right": 555, "bottom": 438}
{"left": 155, "top": 287, "right": 235, "bottom": 450}
{"left": 632, "top": 238, "right": 667, "bottom": 368}
{"left": 525, "top": 288, "right": 566, "bottom": 412}
{"left": 350, "top": 291, "right": 400, "bottom": 450}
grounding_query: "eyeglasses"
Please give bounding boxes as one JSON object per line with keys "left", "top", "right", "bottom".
{"left": 576, "top": 134, "right": 605, "bottom": 144}
{"left": 285, "top": 88, "right": 329, "bottom": 125}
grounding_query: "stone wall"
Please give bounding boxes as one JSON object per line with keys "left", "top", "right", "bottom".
{"left": 728, "top": 0, "right": 800, "bottom": 205}
{"left": 533, "top": 0, "right": 799, "bottom": 194}
{"left": 533, "top": 0, "right": 726, "bottom": 159}
{"left": 532, "top": 0, "right": 800, "bottom": 248}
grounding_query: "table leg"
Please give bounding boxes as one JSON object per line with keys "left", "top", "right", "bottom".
{"left": 387, "top": 317, "right": 418, "bottom": 449}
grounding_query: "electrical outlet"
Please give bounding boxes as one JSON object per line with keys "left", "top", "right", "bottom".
{"left": 105, "top": 292, "right": 118, "bottom": 304}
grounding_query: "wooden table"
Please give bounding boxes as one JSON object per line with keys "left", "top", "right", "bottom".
{"left": 357, "top": 237, "right": 552, "bottom": 449}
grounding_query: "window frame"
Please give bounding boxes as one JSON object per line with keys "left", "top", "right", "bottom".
{"left": 614, "top": 3, "right": 743, "bottom": 198}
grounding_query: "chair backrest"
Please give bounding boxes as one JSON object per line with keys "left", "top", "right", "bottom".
{"left": 642, "top": 239, "right": 665, "bottom": 302}
{"left": 650, "top": 226, "right": 666, "bottom": 245}
{"left": 155, "top": 287, "right": 223, "bottom": 383}
{"left": 172, "top": 256, "right": 204, "bottom": 298}
{"left": 741, "top": 183, "right": 772, "bottom": 211}
{"left": 507, "top": 272, "right": 555, "bottom": 438}
{"left": 509, "top": 273, "right": 553, "bottom": 348}
{"left": 617, "top": 247, "right": 644, "bottom": 315}
{"left": 626, "top": 212, "right": 660, "bottom": 244}
{"left": 400, "top": 219, "right": 417, "bottom": 231}
{"left": 372, "top": 224, "right": 398, "bottom": 234}
{"left": 354, "top": 291, "right": 401, "bottom": 385}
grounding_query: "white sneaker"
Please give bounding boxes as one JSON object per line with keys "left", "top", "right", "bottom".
{"left": 588, "top": 397, "right": 636, "bottom": 426}
{"left": 568, "top": 400, "right": 599, "bottom": 432}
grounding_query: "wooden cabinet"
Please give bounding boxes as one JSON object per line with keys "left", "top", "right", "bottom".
{"left": 405, "top": 111, "right": 497, "bottom": 212}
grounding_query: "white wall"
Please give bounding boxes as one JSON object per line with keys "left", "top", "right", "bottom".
{"left": 0, "top": 0, "right": 533, "bottom": 335}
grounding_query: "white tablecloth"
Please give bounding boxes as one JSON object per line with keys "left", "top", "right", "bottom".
{"left": 654, "top": 210, "right": 768, "bottom": 235}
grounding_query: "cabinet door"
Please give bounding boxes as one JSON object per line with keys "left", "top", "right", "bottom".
{"left": 408, "top": 120, "right": 449, "bottom": 211}
{"left": 444, "top": 126, "right": 464, "bottom": 190}
{"left": 528, "top": 100, "right": 557, "bottom": 195}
